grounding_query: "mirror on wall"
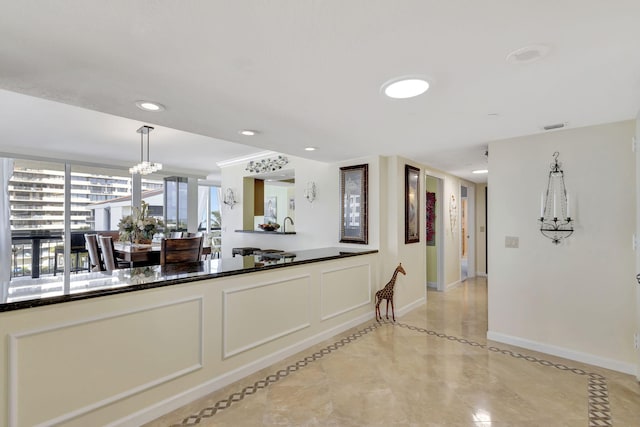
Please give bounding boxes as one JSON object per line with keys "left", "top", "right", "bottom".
{"left": 242, "top": 169, "right": 295, "bottom": 232}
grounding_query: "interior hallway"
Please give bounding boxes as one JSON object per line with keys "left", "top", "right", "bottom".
{"left": 146, "top": 278, "right": 640, "bottom": 426}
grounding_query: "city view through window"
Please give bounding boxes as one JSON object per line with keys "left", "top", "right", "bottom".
{"left": 7, "top": 159, "right": 220, "bottom": 283}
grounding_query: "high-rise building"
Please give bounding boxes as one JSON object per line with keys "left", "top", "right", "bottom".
{"left": 8, "top": 163, "right": 162, "bottom": 232}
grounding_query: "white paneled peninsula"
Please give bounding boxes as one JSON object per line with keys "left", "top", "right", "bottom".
{"left": 0, "top": 248, "right": 378, "bottom": 427}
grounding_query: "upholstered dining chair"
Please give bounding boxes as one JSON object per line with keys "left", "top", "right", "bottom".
{"left": 98, "top": 235, "right": 129, "bottom": 272}
{"left": 85, "top": 234, "right": 104, "bottom": 272}
{"left": 160, "top": 236, "right": 203, "bottom": 266}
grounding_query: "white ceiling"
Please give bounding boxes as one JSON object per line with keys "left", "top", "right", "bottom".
{"left": 1, "top": 1, "right": 639, "bottom": 183}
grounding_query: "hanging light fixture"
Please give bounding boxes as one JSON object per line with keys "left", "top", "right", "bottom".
{"left": 129, "top": 125, "right": 163, "bottom": 175}
{"left": 539, "top": 152, "right": 574, "bottom": 244}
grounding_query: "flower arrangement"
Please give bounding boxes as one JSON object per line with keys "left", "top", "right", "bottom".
{"left": 118, "top": 201, "right": 163, "bottom": 244}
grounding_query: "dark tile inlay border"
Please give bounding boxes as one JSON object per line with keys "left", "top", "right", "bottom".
{"left": 171, "top": 321, "right": 612, "bottom": 426}
{"left": 393, "top": 322, "right": 612, "bottom": 427}
{"left": 173, "top": 322, "right": 381, "bottom": 426}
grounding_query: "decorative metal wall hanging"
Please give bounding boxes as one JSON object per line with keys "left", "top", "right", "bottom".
{"left": 304, "top": 181, "right": 317, "bottom": 203}
{"left": 245, "top": 155, "right": 289, "bottom": 173}
{"left": 449, "top": 194, "right": 457, "bottom": 235}
{"left": 539, "top": 152, "right": 573, "bottom": 244}
{"left": 223, "top": 188, "right": 237, "bottom": 209}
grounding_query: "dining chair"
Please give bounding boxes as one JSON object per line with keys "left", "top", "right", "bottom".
{"left": 168, "top": 231, "right": 184, "bottom": 238}
{"left": 85, "top": 234, "right": 104, "bottom": 271}
{"left": 53, "top": 233, "right": 90, "bottom": 275}
{"left": 160, "top": 236, "right": 203, "bottom": 265}
{"left": 98, "top": 235, "right": 129, "bottom": 272}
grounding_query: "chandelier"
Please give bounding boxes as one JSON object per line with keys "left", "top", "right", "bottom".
{"left": 129, "top": 125, "right": 163, "bottom": 175}
{"left": 539, "top": 152, "right": 574, "bottom": 244}
{"left": 245, "top": 155, "right": 289, "bottom": 173}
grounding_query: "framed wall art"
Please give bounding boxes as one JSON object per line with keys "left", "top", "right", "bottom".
{"left": 264, "top": 196, "right": 277, "bottom": 223}
{"left": 426, "top": 191, "right": 436, "bottom": 246}
{"left": 405, "top": 164, "right": 420, "bottom": 243}
{"left": 339, "top": 164, "right": 368, "bottom": 244}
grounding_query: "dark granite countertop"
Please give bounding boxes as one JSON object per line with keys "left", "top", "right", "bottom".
{"left": 0, "top": 247, "right": 378, "bottom": 312}
{"left": 234, "top": 229, "right": 296, "bottom": 235}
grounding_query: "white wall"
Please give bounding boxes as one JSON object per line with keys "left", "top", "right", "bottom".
{"left": 487, "top": 120, "right": 636, "bottom": 374}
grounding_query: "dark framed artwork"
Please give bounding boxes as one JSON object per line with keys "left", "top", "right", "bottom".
{"left": 405, "top": 165, "right": 420, "bottom": 243}
{"left": 426, "top": 191, "right": 436, "bottom": 246}
{"left": 340, "top": 164, "right": 368, "bottom": 244}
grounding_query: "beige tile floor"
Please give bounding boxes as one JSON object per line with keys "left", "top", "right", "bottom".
{"left": 146, "top": 277, "right": 640, "bottom": 426}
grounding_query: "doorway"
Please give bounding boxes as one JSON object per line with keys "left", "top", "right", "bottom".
{"left": 460, "top": 185, "right": 476, "bottom": 282}
{"left": 426, "top": 175, "right": 444, "bottom": 291}
{"left": 635, "top": 110, "right": 640, "bottom": 381}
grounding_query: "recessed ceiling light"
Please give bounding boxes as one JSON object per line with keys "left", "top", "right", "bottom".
{"left": 239, "top": 130, "right": 258, "bottom": 136}
{"left": 381, "top": 77, "right": 430, "bottom": 99}
{"left": 304, "top": 147, "right": 317, "bottom": 151}
{"left": 472, "top": 169, "right": 489, "bottom": 174}
{"left": 135, "top": 101, "right": 165, "bottom": 112}
{"left": 506, "top": 44, "right": 550, "bottom": 64}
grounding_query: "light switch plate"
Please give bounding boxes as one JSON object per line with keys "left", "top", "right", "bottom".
{"left": 505, "top": 236, "right": 519, "bottom": 248}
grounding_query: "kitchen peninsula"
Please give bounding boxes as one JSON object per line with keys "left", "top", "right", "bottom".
{"left": 0, "top": 247, "right": 378, "bottom": 427}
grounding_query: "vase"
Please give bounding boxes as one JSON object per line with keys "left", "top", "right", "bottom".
{"left": 134, "top": 236, "right": 152, "bottom": 245}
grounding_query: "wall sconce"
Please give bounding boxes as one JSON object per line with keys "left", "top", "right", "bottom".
{"left": 223, "top": 188, "right": 238, "bottom": 209}
{"left": 539, "top": 152, "right": 574, "bottom": 244}
{"left": 304, "top": 181, "right": 317, "bottom": 203}
{"left": 449, "top": 194, "right": 457, "bottom": 234}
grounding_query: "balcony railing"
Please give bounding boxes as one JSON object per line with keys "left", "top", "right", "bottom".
{"left": 10, "top": 229, "right": 223, "bottom": 279}
{"left": 11, "top": 233, "right": 62, "bottom": 279}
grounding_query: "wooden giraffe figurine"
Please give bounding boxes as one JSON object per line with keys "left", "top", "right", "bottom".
{"left": 375, "top": 263, "right": 406, "bottom": 322}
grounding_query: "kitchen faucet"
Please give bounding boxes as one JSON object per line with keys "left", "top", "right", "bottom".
{"left": 283, "top": 216, "right": 294, "bottom": 233}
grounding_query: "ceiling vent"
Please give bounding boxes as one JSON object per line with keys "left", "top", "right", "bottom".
{"left": 543, "top": 123, "right": 566, "bottom": 131}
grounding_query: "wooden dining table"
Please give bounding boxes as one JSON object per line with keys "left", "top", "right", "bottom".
{"left": 113, "top": 242, "right": 212, "bottom": 267}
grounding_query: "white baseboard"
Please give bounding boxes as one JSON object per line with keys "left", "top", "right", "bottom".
{"left": 109, "top": 311, "right": 376, "bottom": 427}
{"left": 397, "top": 297, "right": 426, "bottom": 317}
{"left": 427, "top": 281, "right": 437, "bottom": 289}
{"left": 445, "top": 280, "right": 461, "bottom": 290}
{"left": 487, "top": 330, "right": 636, "bottom": 375}
{"left": 476, "top": 272, "right": 487, "bottom": 277}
